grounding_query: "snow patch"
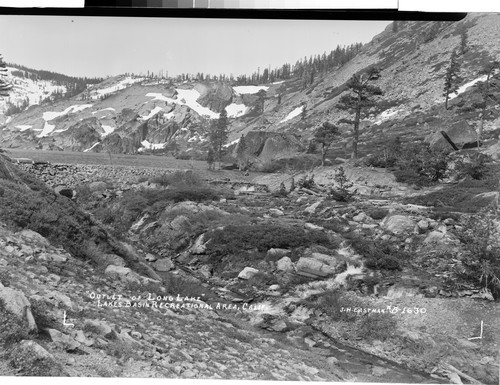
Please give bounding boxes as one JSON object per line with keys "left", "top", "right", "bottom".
{"left": 372, "top": 107, "right": 401, "bottom": 125}
{"left": 280, "top": 106, "right": 303, "bottom": 123}
{"left": 101, "top": 125, "right": 115, "bottom": 136}
{"left": 448, "top": 74, "right": 489, "bottom": 100}
{"left": 140, "top": 106, "right": 163, "bottom": 120}
{"left": 140, "top": 140, "right": 167, "bottom": 150}
{"left": 16, "top": 125, "right": 32, "bottom": 131}
{"left": 43, "top": 104, "right": 93, "bottom": 122}
{"left": 271, "top": 81, "right": 285, "bottom": 85}
{"left": 92, "top": 107, "right": 116, "bottom": 114}
{"left": 233, "top": 85, "right": 269, "bottom": 95}
{"left": 146, "top": 90, "right": 220, "bottom": 119}
{"left": 83, "top": 142, "right": 100, "bottom": 153}
{"left": 39, "top": 122, "right": 56, "bottom": 137}
{"left": 89, "top": 76, "right": 144, "bottom": 99}
{"left": 225, "top": 103, "right": 248, "bottom": 118}
{"left": 223, "top": 138, "right": 241, "bottom": 148}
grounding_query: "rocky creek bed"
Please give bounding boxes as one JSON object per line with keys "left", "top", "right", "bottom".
{"left": 2, "top": 158, "right": 499, "bottom": 383}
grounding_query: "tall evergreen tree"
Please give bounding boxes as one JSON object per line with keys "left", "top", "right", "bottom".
{"left": 314, "top": 122, "right": 340, "bottom": 166}
{"left": 236, "top": 134, "right": 248, "bottom": 171}
{"left": 337, "top": 67, "right": 382, "bottom": 159}
{"left": 460, "top": 28, "right": 468, "bottom": 56}
{"left": 443, "top": 49, "right": 461, "bottom": 110}
{"left": 256, "top": 89, "right": 266, "bottom": 114}
{"left": 209, "top": 110, "right": 229, "bottom": 169}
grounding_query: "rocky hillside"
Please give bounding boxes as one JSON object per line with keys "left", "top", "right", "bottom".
{"left": 1, "top": 155, "right": 498, "bottom": 382}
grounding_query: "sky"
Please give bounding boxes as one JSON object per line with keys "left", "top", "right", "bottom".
{"left": 0, "top": 15, "right": 391, "bottom": 79}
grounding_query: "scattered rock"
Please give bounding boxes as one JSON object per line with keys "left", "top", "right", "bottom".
{"left": 104, "top": 265, "right": 141, "bottom": 284}
{"left": 417, "top": 219, "right": 429, "bottom": 231}
{"left": 88, "top": 181, "right": 108, "bottom": 192}
{"left": 238, "top": 267, "right": 259, "bottom": 280}
{"left": 18, "top": 229, "right": 51, "bottom": 247}
{"left": 304, "top": 201, "right": 323, "bottom": 214}
{"left": 191, "top": 234, "right": 207, "bottom": 255}
{"left": 304, "top": 222, "right": 324, "bottom": 231}
{"left": 269, "top": 208, "right": 284, "bottom": 217}
{"left": 276, "top": 256, "right": 294, "bottom": 272}
{"left": 353, "top": 212, "right": 368, "bottom": 222}
{"left": 153, "top": 258, "right": 174, "bottom": 272}
{"left": 296, "top": 257, "right": 334, "bottom": 278}
{"left": 382, "top": 215, "right": 416, "bottom": 234}
{"left": 47, "top": 328, "right": 81, "bottom": 351}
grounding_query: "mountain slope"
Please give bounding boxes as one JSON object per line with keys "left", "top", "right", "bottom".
{"left": 2, "top": 14, "right": 500, "bottom": 162}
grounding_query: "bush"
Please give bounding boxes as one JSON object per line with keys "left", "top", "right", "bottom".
{"left": 297, "top": 174, "right": 316, "bottom": 189}
{"left": 453, "top": 153, "right": 493, "bottom": 180}
{"left": 205, "top": 223, "right": 336, "bottom": 272}
{"left": 454, "top": 210, "right": 500, "bottom": 299}
{"left": 149, "top": 170, "right": 203, "bottom": 188}
{"left": 257, "top": 156, "right": 321, "bottom": 173}
{"left": 356, "top": 312, "right": 397, "bottom": 341}
{"left": 394, "top": 169, "right": 434, "bottom": 187}
{"left": 365, "top": 207, "right": 390, "bottom": 220}
{"left": 349, "top": 235, "right": 405, "bottom": 271}
{"left": 310, "top": 290, "right": 368, "bottom": 322}
{"left": 328, "top": 167, "right": 356, "bottom": 202}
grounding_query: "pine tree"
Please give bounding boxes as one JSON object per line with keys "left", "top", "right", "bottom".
{"left": 337, "top": 67, "right": 382, "bottom": 159}
{"left": 207, "top": 147, "right": 215, "bottom": 170}
{"left": 301, "top": 104, "right": 307, "bottom": 121}
{"left": 256, "top": 89, "right": 266, "bottom": 114}
{"left": 476, "top": 58, "right": 500, "bottom": 147}
{"left": 209, "top": 109, "right": 229, "bottom": 169}
{"left": 460, "top": 28, "right": 468, "bottom": 56}
{"left": 314, "top": 122, "right": 340, "bottom": 166}
{"left": 0, "top": 55, "right": 12, "bottom": 98}
{"left": 236, "top": 134, "right": 248, "bottom": 171}
{"left": 443, "top": 49, "right": 461, "bottom": 110}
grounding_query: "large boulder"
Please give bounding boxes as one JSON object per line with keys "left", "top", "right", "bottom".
{"left": 426, "top": 120, "right": 478, "bottom": 150}
{"left": 104, "top": 265, "right": 141, "bottom": 284}
{"left": 47, "top": 328, "right": 81, "bottom": 351}
{"left": 9, "top": 340, "right": 67, "bottom": 376}
{"left": 382, "top": 215, "right": 416, "bottom": 234}
{"left": 0, "top": 287, "right": 37, "bottom": 333}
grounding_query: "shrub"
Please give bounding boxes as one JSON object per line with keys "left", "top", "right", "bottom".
{"left": 453, "top": 153, "right": 493, "bottom": 180}
{"left": 149, "top": 170, "right": 203, "bottom": 188}
{"left": 394, "top": 169, "right": 434, "bottom": 187}
{"left": 328, "top": 167, "right": 356, "bottom": 202}
{"left": 257, "top": 156, "right": 321, "bottom": 173}
{"left": 356, "top": 312, "right": 397, "bottom": 341}
{"left": 454, "top": 210, "right": 500, "bottom": 299}
{"left": 349, "top": 235, "right": 405, "bottom": 271}
{"left": 205, "top": 223, "right": 335, "bottom": 272}
{"left": 365, "top": 207, "right": 390, "bottom": 220}
{"left": 297, "top": 174, "right": 316, "bottom": 189}
{"left": 310, "top": 290, "right": 368, "bottom": 322}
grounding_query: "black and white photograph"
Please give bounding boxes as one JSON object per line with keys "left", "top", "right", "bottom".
{"left": 0, "top": 5, "right": 499, "bottom": 384}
